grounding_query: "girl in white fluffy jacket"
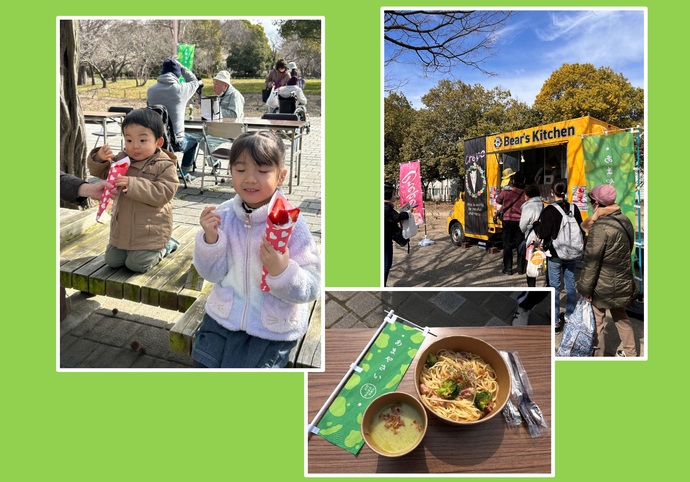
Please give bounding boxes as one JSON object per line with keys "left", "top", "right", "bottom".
{"left": 193, "top": 131, "right": 320, "bottom": 368}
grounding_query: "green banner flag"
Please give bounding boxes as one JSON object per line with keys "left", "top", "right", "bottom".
{"left": 582, "top": 131, "right": 637, "bottom": 223}
{"left": 177, "top": 43, "right": 195, "bottom": 73}
{"left": 315, "top": 319, "right": 426, "bottom": 454}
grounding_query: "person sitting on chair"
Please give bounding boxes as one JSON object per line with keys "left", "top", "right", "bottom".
{"left": 277, "top": 74, "right": 308, "bottom": 114}
{"left": 213, "top": 70, "right": 245, "bottom": 120}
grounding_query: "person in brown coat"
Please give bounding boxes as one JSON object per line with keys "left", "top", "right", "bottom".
{"left": 577, "top": 184, "right": 637, "bottom": 357}
{"left": 87, "top": 108, "right": 180, "bottom": 273}
{"left": 264, "top": 58, "right": 291, "bottom": 89}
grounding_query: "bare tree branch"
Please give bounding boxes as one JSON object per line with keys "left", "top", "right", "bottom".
{"left": 384, "top": 10, "right": 512, "bottom": 81}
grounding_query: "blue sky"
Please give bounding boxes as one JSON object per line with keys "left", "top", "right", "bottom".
{"left": 384, "top": 8, "right": 646, "bottom": 108}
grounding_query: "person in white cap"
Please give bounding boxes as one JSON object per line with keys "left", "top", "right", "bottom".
{"left": 213, "top": 70, "right": 245, "bottom": 120}
{"left": 287, "top": 61, "right": 305, "bottom": 89}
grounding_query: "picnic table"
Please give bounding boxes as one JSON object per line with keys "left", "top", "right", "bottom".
{"left": 59, "top": 208, "right": 204, "bottom": 313}
{"left": 307, "top": 325, "right": 552, "bottom": 475}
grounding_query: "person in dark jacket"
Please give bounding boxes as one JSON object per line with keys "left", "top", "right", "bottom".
{"left": 496, "top": 169, "right": 526, "bottom": 275}
{"left": 383, "top": 183, "right": 409, "bottom": 286}
{"left": 577, "top": 185, "right": 637, "bottom": 357}
{"left": 534, "top": 179, "right": 584, "bottom": 333}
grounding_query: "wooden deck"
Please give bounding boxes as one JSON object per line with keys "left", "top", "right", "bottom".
{"left": 60, "top": 208, "right": 204, "bottom": 313}
{"left": 60, "top": 207, "right": 322, "bottom": 368}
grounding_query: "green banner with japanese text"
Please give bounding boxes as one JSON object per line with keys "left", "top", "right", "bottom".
{"left": 177, "top": 43, "right": 195, "bottom": 70}
{"left": 582, "top": 131, "right": 637, "bottom": 223}
{"left": 316, "top": 321, "right": 426, "bottom": 454}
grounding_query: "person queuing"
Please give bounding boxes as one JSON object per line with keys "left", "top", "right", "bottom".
{"left": 519, "top": 183, "right": 544, "bottom": 287}
{"left": 383, "top": 183, "right": 410, "bottom": 287}
{"left": 496, "top": 168, "right": 526, "bottom": 275}
{"left": 534, "top": 179, "right": 584, "bottom": 333}
{"left": 577, "top": 184, "right": 638, "bottom": 357}
{"left": 146, "top": 57, "right": 201, "bottom": 182}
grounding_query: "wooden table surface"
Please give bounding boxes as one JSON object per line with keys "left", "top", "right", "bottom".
{"left": 307, "top": 326, "right": 553, "bottom": 475}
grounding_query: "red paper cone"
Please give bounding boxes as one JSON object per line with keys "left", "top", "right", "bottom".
{"left": 261, "top": 191, "right": 300, "bottom": 292}
{"left": 96, "top": 157, "right": 130, "bottom": 223}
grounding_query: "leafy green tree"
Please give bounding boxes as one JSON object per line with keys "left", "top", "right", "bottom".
{"left": 182, "top": 20, "right": 224, "bottom": 76}
{"left": 394, "top": 80, "right": 537, "bottom": 184}
{"left": 276, "top": 20, "right": 321, "bottom": 43}
{"left": 225, "top": 21, "right": 272, "bottom": 77}
{"left": 534, "top": 63, "right": 644, "bottom": 128}
{"left": 384, "top": 92, "right": 416, "bottom": 181}
{"left": 274, "top": 20, "right": 321, "bottom": 77}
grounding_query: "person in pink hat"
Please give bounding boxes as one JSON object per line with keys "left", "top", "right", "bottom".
{"left": 577, "top": 184, "right": 638, "bottom": 357}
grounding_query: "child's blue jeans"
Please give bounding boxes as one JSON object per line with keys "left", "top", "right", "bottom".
{"left": 192, "top": 313, "right": 297, "bottom": 368}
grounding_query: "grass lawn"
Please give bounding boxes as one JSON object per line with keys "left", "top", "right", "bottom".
{"left": 77, "top": 77, "right": 321, "bottom": 100}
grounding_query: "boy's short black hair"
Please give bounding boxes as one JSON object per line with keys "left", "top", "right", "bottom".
{"left": 121, "top": 108, "right": 165, "bottom": 139}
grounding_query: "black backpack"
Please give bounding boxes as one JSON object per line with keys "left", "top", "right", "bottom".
{"left": 147, "top": 104, "right": 182, "bottom": 152}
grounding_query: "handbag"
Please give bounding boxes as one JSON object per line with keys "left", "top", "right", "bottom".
{"left": 556, "top": 297, "right": 595, "bottom": 357}
{"left": 261, "top": 88, "right": 272, "bottom": 103}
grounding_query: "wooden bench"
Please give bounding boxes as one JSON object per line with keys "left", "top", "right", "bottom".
{"left": 60, "top": 207, "right": 205, "bottom": 313}
{"left": 60, "top": 207, "right": 322, "bottom": 369}
{"left": 169, "top": 294, "right": 322, "bottom": 369}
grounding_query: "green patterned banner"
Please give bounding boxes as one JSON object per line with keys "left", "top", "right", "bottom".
{"left": 316, "top": 320, "right": 426, "bottom": 454}
{"left": 177, "top": 44, "right": 195, "bottom": 70}
{"left": 582, "top": 131, "right": 637, "bottom": 223}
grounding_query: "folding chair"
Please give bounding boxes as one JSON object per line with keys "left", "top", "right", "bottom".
{"left": 92, "top": 106, "right": 133, "bottom": 149}
{"left": 199, "top": 121, "right": 246, "bottom": 194}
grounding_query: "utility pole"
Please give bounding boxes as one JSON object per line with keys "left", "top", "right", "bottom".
{"left": 172, "top": 20, "right": 178, "bottom": 57}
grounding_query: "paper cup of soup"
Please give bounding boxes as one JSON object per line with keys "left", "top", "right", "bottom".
{"left": 361, "top": 391, "right": 427, "bottom": 457}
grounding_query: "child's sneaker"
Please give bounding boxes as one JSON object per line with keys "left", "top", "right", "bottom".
{"left": 164, "top": 238, "right": 180, "bottom": 256}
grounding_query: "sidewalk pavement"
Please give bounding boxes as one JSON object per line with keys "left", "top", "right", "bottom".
{"left": 60, "top": 117, "right": 322, "bottom": 369}
{"left": 325, "top": 290, "right": 552, "bottom": 328}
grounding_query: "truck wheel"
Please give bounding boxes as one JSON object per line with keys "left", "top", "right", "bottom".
{"left": 450, "top": 221, "right": 465, "bottom": 246}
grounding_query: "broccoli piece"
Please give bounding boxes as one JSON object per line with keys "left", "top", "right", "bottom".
{"left": 474, "top": 390, "right": 493, "bottom": 412}
{"left": 436, "top": 379, "right": 459, "bottom": 400}
{"left": 425, "top": 352, "right": 438, "bottom": 368}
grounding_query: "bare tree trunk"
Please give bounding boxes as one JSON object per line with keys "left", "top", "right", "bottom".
{"left": 60, "top": 19, "right": 88, "bottom": 208}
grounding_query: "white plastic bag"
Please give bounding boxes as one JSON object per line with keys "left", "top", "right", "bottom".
{"left": 526, "top": 246, "right": 545, "bottom": 278}
{"left": 266, "top": 87, "right": 279, "bottom": 108}
{"left": 401, "top": 214, "right": 418, "bottom": 239}
{"left": 556, "top": 298, "right": 595, "bottom": 357}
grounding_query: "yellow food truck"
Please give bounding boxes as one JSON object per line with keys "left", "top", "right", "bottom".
{"left": 447, "top": 115, "right": 640, "bottom": 246}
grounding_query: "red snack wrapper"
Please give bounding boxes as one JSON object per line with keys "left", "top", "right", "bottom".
{"left": 261, "top": 191, "right": 300, "bottom": 292}
{"left": 96, "top": 157, "right": 131, "bottom": 223}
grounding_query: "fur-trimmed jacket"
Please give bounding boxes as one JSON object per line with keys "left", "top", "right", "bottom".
{"left": 193, "top": 194, "right": 321, "bottom": 341}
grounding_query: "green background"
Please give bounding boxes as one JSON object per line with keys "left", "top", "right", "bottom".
{"left": 2, "top": 1, "right": 679, "bottom": 480}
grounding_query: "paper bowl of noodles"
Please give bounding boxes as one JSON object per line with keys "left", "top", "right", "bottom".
{"left": 414, "top": 336, "right": 511, "bottom": 426}
{"left": 361, "top": 391, "right": 428, "bottom": 457}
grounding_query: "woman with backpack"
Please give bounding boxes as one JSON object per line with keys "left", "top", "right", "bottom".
{"left": 577, "top": 185, "right": 638, "bottom": 357}
{"left": 534, "top": 179, "right": 584, "bottom": 333}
